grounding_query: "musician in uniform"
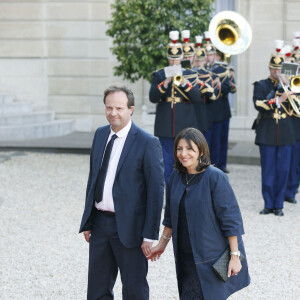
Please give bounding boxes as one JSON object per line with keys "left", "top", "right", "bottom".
{"left": 149, "top": 31, "right": 202, "bottom": 184}
{"left": 252, "top": 53, "right": 295, "bottom": 216}
{"left": 205, "top": 41, "right": 232, "bottom": 172}
{"left": 194, "top": 37, "right": 219, "bottom": 148}
{"left": 216, "top": 49, "right": 237, "bottom": 173}
{"left": 285, "top": 39, "right": 300, "bottom": 204}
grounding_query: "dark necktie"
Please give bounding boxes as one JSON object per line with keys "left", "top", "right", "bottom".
{"left": 94, "top": 134, "right": 118, "bottom": 203}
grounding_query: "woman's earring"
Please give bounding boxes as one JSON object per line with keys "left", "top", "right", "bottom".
{"left": 199, "top": 156, "right": 202, "bottom": 163}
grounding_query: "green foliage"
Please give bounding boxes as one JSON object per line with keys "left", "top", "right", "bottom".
{"left": 106, "top": 0, "right": 215, "bottom": 82}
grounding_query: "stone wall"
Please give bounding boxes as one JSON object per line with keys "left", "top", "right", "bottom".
{"left": 232, "top": 0, "right": 300, "bottom": 141}
{"left": 0, "top": 0, "right": 146, "bottom": 132}
{"left": 0, "top": 0, "right": 299, "bottom": 138}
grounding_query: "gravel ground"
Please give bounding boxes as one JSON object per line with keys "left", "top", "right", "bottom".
{"left": 0, "top": 152, "right": 299, "bottom": 300}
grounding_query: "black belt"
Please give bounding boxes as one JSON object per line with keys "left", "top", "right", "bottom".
{"left": 98, "top": 210, "right": 115, "bottom": 217}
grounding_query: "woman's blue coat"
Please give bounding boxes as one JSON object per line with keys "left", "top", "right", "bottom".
{"left": 163, "top": 166, "right": 250, "bottom": 300}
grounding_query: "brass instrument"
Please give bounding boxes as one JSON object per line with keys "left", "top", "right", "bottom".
{"left": 173, "top": 75, "right": 183, "bottom": 86}
{"left": 290, "top": 75, "right": 300, "bottom": 93}
{"left": 278, "top": 74, "right": 300, "bottom": 116}
{"left": 209, "top": 11, "right": 252, "bottom": 56}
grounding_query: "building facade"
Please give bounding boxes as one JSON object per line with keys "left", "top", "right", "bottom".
{"left": 0, "top": 0, "right": 299, "bottom": 141}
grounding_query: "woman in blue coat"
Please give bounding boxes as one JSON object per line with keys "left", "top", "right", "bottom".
{"left": 149, "top": 128, "right": 250, "bottom": 299}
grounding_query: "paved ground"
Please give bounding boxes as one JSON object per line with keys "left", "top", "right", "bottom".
{"left": 0, "top": 131, "right": 260, "bottom": 165}
{"left": 0, "top": 152, "right": 299, "bottom": 300}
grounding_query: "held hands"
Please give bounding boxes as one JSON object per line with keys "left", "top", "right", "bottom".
{"left": 227, "top": 255, "right": 242, "bottom": 278}
{"left": 146, "top": 243, "right": 166, "bottom": 261}
{"left": 141, "top": 241, "right": 153, "bottom": 257}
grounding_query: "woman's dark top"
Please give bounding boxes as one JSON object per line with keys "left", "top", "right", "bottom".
{"left": 177, "top": 171, "right": 205, "bottom": 300}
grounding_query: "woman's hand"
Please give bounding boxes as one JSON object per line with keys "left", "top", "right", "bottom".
{"left": 227, "top": 255, "right": 242, "bottom": 278}
{"left": 147, "top": 243, "right": 166, "bottom": 261}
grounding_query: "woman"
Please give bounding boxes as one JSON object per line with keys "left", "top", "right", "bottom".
{"left": 148, "top": 128, "right": 250, "bottom": 300}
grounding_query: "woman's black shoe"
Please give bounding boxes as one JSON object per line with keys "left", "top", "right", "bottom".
{"left": 274, "top": 209, "right": 284, "bottom": 216}
{"left": 259, "top": 208, "right": 274, "bottom": 215}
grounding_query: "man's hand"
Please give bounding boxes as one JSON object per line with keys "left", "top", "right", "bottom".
{"left": 83, "top": 230, "right": 91, "bottom": 243}
{"left": 163, "top": 77, "right": 172, "bottom": 88}
{"left": 141, "top": 241, "right": 153, "bottom": 258}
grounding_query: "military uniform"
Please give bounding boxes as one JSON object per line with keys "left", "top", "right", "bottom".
{"left": 252, "top": 54, "right": 296, "bottom": 215}
{"left": 149, "top": 31, "right": 202, "bottom": 183}
{"left": 194, "top": 42, "right": 219, "bottom": 147}
{"left": 285, "top": 106, "right": 300, "bottom": 203}
{"left": 206, "top": 59, "right": 231, "bottom": 168}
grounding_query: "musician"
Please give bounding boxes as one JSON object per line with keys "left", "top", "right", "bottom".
{"left": 182, "top": 29, "right": 196, "bottom": 68}
{"left": 194, "top": 41, "right": 218, "bottom": 148}
{"left": 252, "top": 53, "right": 296, "bottom": 216}
{"left": 205, "top": 43, "right": 232, "bottom": 172}
{"left": 216, "top": 49, "right": 237, "bottom": 174}
{"left": 149, "top": 31, "right": 203, "bottom": 184}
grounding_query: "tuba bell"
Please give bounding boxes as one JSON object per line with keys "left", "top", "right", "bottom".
{"left": 209, "top": 11, "right": 252, "bottom": 56}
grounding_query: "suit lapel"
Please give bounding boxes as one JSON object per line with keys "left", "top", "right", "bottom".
{"left": 115, "top": 123, "right": 137, "bottom": 176}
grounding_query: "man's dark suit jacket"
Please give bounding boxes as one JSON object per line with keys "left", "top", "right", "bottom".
{"left": 79, "top": 122, "right": 165, "bottom": 248}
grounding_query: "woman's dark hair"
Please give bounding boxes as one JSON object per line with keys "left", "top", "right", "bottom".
{"left": 103, "top": 84, "right": 135, "bottom": 108}
{"left": 174, "top": 127, "right": 211, "bottom": 173}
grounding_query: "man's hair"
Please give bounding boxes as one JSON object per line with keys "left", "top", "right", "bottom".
{"left": 103, "top": 84, "right": 135, "bottom": 108}
{"left": 174, "top": 127, "right": 211, "bottom": 173}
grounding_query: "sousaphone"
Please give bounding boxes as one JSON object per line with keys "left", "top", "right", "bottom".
{"left": 209, "top": 11, "right": 252, "bottom": 57}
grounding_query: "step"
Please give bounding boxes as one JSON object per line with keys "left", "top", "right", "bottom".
{"left": 0, "top": 102, "right": 32, "bottom": 114}
{"left": 0, "top": 94, "right": 14, "bottom": 104}
{"left": 0, "top": 111, "right": 54, "bottom": 126}
{"left": 0, "top": 120, "right": 74, "bottom": 141}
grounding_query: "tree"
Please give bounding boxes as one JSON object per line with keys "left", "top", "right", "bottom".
{"left": 106, "top": 0, "right": 214, "bottom": 83}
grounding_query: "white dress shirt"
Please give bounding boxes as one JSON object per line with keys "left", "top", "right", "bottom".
{"left": 95, "top": 120, "right": 132, "bottom": 212}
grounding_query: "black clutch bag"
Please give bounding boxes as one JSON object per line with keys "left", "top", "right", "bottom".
{"left": 212, "top": 248, "right": 245, "bottom": 282}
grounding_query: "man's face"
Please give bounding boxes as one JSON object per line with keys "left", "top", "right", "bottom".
{"left": 168, "top": 59, "right": 181, "bottom": 66}
{"left": 206, "top": 54, "right": 215, "bottom": 65}
{"left": 269, "top": 67, "right": 280, "bottom": 80}
{"left": 105, "top": 91, "right": 134, "bottom": 132}
{"left": 195, "top": 59, "right": 205, "bottom": 69}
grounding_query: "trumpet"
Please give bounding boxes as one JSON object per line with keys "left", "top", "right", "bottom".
{"left": 173, "top": 75, "right": 184, "bottom": 86}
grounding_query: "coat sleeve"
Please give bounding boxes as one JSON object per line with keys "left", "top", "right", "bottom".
{"left": 85, "top": 128, "right": 98, "bottom": 201}
{"left": 162, "top": 171, "right": 176, "bottom": 228}
{"left": 149, "top": 71, "right": 167, "bottom": 103}
{"left": 211, "top": 171, "right": 245, "bottom": 237}
{"left": 142, "top": 136, "right": 165, "bottom": 239}
{"left": 253, "top": 81, "right": 277, "bottom": 113}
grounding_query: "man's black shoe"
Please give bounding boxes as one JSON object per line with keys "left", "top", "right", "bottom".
{"left": 275, "top": 208, "right": 284, "bottom": 216}
{"left": 284, "top": 197, "right": 297, "bottom": 204}
{"left": 259, "top": 208, "right": 274, "bottom": 215}
{"left": 221, "top": 168, "right": 230, "bottom": 174}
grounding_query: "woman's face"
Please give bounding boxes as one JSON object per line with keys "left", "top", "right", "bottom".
{"left": 176, "top": 138, "right": 200, "bottom": 173}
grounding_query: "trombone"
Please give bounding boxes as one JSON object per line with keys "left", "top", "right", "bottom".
{"left": 277, "top": 74, "right": 300, "bottom": 116}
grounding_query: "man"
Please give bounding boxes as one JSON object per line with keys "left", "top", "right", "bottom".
{"left": 215, "top": 49, "right": 236, "bottom": 173}
{"left": 252, "top": 53, "right": 295, "bottom": 216}
{"left": 205, "top": 43, "right": 232, "bottom": 172}
{"left": 194, "top": 38, "right": 218, "bottom": 148}
{"left": 79, "top": 85, "right": 164, "bottom": 299}
{"left": 149, "top": 30, "right": 203, "bottom": 183}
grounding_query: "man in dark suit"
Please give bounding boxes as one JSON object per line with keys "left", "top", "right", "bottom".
{"left": 79, "top": 84, "right": 165, "bottom": 299}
